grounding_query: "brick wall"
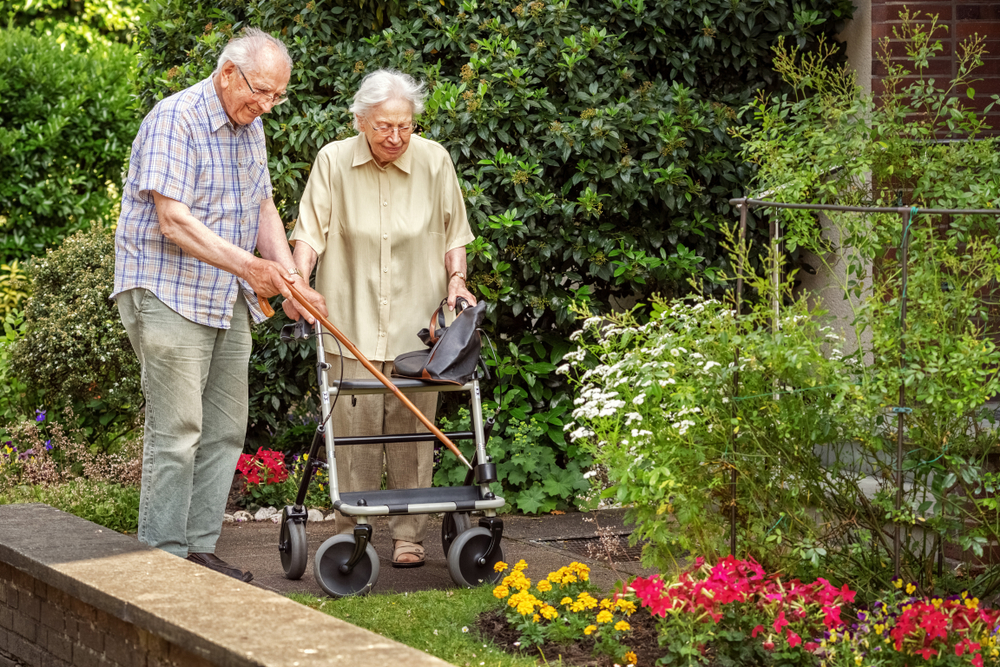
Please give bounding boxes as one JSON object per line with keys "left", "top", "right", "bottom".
{"left": 0, "top": 562, "right": 213, "bottom": 667}
{"left": 871, "top": 0, "right": 1000, "bottom": 132}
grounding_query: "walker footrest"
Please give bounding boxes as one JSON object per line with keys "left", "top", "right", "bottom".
{"left": 335, "top": 485, "right": 504, "bottom": 516}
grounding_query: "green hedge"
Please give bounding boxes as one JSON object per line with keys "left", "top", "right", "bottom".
{"left": 135, "top": 0, "right": 853, "bottom": 510}
{"left": 0, "top": 28, "right": 139, "bottom": 263}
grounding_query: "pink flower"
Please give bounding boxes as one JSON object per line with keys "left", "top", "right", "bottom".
{"left": 786, "top": 630, "right": 801, "bottom": 648}
{"left": 751, "top": 625, "right": 765, "bottom": 638}
{"left": 772, "top": 611, "right": 789, "bottom": 634}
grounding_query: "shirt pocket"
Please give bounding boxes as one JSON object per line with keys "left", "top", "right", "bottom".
{"left": 247, "top": 156, "right": 271, "bottom": 205}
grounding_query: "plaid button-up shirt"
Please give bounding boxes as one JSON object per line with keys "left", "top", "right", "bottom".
{"left": 113, "top": 77, "right": 272, "bottom": 328}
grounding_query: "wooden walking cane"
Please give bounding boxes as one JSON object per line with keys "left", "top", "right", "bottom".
{"left": 258, "top": 286, "right": 474, "bottom": 471}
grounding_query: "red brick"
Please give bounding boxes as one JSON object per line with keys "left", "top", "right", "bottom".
{"left": 77, "top": 620, "right": 104, "bottom": 653}
{"left": 0, "top": 606, "right": 12, "bottom": 631}
{"left": 12, "top": 612, "right": 37, "bottom": 642}
{"left": 10, "top": 569, "right": 33, "bottom": 593}
{"left": 72, "top": 643, "right": 106, "bottom": 667}
{"left": 40, "top": 600, "right": 64, "bottom": 633}
{"left": 19, "top": 590, "right": 40, "bottom": 622}
{"left": 105, "top": 634, "right": 146, "bottom": 667}
{"left": 45, "top": 628, "right": 73, "bottom": 662}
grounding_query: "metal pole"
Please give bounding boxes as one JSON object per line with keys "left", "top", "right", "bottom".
{"left": 731, "top": 200, "right": 748, "bottom": 556}
{"left": 894, "top": 206, "right": 910, "bottom": 580}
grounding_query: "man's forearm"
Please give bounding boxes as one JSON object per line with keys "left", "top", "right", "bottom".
{"left": 154, "top": 191, "right": 255, "bottom": 279}
{"left": 255, "top": 199, "right": 295, "bottom": 268}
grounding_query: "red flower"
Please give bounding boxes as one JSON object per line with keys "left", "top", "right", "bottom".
{"left": 772, "top": 610, "right": 788, "bottom": 634}
{"left": 751, "top": 625, "right": 764, "bottom": 638}
{"left": 785, "top": 630, "right": 801, "bottom": 648}
{"left": 973, "top": 652, "right": 984, "bottom": 667}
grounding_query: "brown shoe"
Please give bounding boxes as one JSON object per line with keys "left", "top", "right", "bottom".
{"left": 186, "top": 553, "right": 253, "bottom": 583}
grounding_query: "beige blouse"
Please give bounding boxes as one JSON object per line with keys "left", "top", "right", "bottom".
{"left": 290, "top": 133, "right": 476, "bottom": 361}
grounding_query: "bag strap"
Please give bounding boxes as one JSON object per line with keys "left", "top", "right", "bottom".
{"left": 426, "top": 298, "right": 449, "bottom": 345}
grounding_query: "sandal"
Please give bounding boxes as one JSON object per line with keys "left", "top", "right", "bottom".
{"left": 392, "top": 540, "right": 426, "bottom": 569}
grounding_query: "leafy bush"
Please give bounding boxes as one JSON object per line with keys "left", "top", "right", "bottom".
{"left": 234, "top": 447, "right": 331, "bottom": 509}
{"left": 0, "top": 310, "right": 37, "bottom": 425}
{"left": 134, "top": 0, "right": 852, "bottom": 496}
{"left": 10, "top": 227, "right": 141, "bottom": 448}
{"left": 0, "top": 28, "right": 139, "bottom": 263}
{"left": 3, "top": 0, "right": 145, "bottom": 48}
{"left": 434, "top": 407, "right": 593, "bottom": 513}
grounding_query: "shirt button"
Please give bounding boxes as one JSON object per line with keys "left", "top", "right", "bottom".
{"left": 383, "top": 267, "right": 388, "bottom": 273}
{"left": 383, "top": 233, "right": 388, "bottom": 239}
{"left": 382, "top": 201, "right": 388, "bottom": 207}
{"left": 382, "top": 298, "right": 388, "bottom": 305}
{"left": 379, "top": 331, "right": 385, "bottom": 337}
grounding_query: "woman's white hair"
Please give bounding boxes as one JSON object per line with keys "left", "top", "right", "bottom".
{"left": 214, "top": 27, "right": 292, "bottom": 76}
{"left": 349, "top": 69, "right": 427, "bottom": 132}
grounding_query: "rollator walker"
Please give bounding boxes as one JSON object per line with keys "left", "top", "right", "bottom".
{"left": 271, "top": 297, "right": 507, "bottom": 598}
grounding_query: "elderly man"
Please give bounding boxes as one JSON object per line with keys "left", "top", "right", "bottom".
{"left": 286, "top": 69, "right": 476, "bottom": 568}
{"left": 113, "top": 28, "right": 326, "bottom": 582}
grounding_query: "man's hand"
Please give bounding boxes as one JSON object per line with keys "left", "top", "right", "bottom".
{"left": 281, "top": 278, "right": 328, "bottom": 324}
{"left": 447, "top": 275, "right": 477, "bottom": 311}
{"left": 243, "top": 256, "right": 295, "bottom": 301}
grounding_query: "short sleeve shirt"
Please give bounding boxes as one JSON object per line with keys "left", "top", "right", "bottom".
{"left": 112, "top": 77, "right": 273, "bottom": 328}
{"left": 290, "top": 133, "right": 476, "bottom": 361}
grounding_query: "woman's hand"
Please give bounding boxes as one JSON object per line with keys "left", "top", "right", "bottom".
{"left": 281, "top": 276, "right": 329, "bottom": 323}
{"left": 447, "top": 274, "right": 477, "bottom": 311}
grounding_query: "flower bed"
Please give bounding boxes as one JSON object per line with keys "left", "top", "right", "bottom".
{"left": 480, "top": 557, "right": 1000, "bottom": 666}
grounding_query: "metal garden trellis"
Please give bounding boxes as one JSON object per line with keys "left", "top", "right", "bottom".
{"left": 727, "top": 197, "right": 1000, "bottom": 578}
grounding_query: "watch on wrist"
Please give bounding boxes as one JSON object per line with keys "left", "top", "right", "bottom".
{"left": 449, "top": 271, "right": 467, "bottom": 282}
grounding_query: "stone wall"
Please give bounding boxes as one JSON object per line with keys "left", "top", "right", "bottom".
{"left": 0, "top": 504, "right": 451, "bottom": 667}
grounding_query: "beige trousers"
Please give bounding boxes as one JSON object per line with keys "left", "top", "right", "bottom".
{"left": 328, "top": 355, "right": 437, "bottom": 543}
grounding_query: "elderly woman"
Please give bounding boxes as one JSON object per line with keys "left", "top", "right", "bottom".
{"left": 285, "top": 69, "right": 476, "bottom": 568}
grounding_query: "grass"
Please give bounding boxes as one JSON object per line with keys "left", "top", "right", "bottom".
{"left": 289, "top": 586, "right": 549, "bottom": 667}
{"left": 0, "top": 479, "right": 140, "bottom": 533}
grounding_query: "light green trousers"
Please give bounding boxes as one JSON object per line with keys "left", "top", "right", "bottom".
{"left": 117, "top": 288, "right": 251, "bottom": 557}
{"left": 328, "top": 355, "right": 437, "bottom": 543}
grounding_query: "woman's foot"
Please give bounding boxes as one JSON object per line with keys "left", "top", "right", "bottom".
{"left": 392, "top": 540, "right": 425, "bottom": 568}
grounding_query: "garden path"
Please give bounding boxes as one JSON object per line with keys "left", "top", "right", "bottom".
{"left": 215, "top": 508, "right": 657, "bottom": 597}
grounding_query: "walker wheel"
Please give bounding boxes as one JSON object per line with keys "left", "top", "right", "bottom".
{"left": 441, "top": 511, "right": 472, "bottom": 556}
{"left": 279, "top": 512, "right": 308, "bottom": 580}
{"left": 447, "top": 527, "right": 505, "bottom": 588}
{"left": 313, "top": 534, "right": 380, "bottom": 597}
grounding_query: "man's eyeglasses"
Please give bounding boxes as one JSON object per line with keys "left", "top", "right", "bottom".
{"left": 367, "top": 120, "right": 413, "bottom": 138}
{"left": 236, "top": 65, "right": 288, "bottom": 106}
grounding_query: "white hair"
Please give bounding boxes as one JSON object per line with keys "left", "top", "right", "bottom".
{"left": 214, "top": 27, "right": 292, "bottom": 76}
{"left": 349, "top": 69, "right": 427, "bottom": 131}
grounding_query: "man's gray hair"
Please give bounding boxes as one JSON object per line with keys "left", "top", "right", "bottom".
{"left": 349, "top": 69, "right": 427, "bottom": 131}
{"left": 214, "top": 27, "right": 292, "bottom": 76}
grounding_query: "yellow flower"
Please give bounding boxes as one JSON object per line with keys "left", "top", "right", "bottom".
{"left": 596, "top": 610, "right": 614, "bottom": 624}
{"left": 624, "top": 651, "right": 637, "bottom": 665}
{"left": 560, "top": 597, "right": 573, "bottom": 606}
{"left": 494, "top": 561, "right": 509, "bottom": 572}
{"left": 583, "top": 625, "right": 597, "bottom": 636}
{"left": 541, "top": 605, "right": 559, "bottom": 620}
{"left": 513, "top": 559, "right": 528, "bottom": 572}
{"left": 614, "top": 620, "right": 631, "bottom": 632}
{"left": 893, "top": 578, "right": 903, "bottom": 589}
{"left": 616, "top": 599, "right": 637, "bottom": 615}
{"left": 493, "top": 585, "right": 509, "bottom": 599}
{"left": 905, "top": 582, "right": 916, "bottom": 595}
{"left": 600, "top": 598, "right": 614, "bottom": 609}
{"left": 855, "top": 657, "right": 862, "bottom": 666}
{"left": 537, "top": 580, "right": 552, "bottom": 593}
{"left": 532, "top": 613, "right": 540, "bottom": 623}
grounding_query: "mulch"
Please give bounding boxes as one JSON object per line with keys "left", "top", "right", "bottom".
{"left": 476, "top": 608, "right": 668, "bottom": 666}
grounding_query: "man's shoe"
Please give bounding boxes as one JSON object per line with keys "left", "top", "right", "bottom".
{"left": 186, "top": 552, "right": 254, "bottom": 583}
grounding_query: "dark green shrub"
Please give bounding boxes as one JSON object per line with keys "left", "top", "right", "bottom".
{"left": 135, "top": 0, "right": 853, "bottom": 508}
{"left": 10, "top": 227, "right": 141, "bottom": 448}
{"left": 0, "top": 28, "right": 139, "bottom": 263}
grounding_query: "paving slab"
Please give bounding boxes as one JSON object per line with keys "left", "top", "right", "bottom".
{"left": 215, "top": 509, "right": 657, "bottom": 598}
